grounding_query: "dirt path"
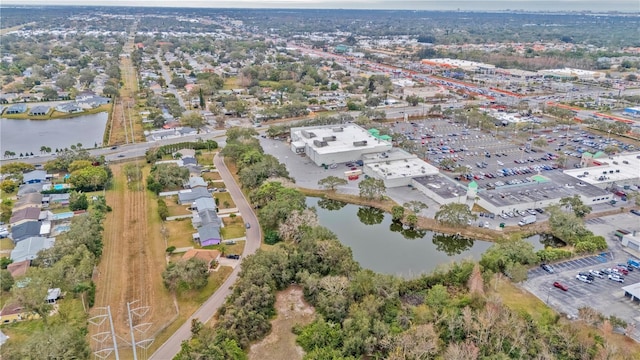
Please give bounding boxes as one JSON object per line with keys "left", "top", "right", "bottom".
{"left": 92, "top": 163, "right": 175, "bottom": 356}
{"left": 248, "top": 286, "right": 315, "bottom": 360}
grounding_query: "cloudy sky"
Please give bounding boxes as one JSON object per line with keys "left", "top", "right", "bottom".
{"left": 3, "top": 0, "right": 639, "bottom": 11}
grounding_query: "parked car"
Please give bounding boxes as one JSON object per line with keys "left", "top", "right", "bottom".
{"left": 553, "top": 281, "right": 569, "bottom": 291}
{"left": 589, "top": 270, "right": 604, "bottom": 278}
{"left": 618, "top": 263, "right": 633, "bottom": 271}
{"left": 578, "top": 272, "right": 595, "bottom": 281}
{"left": 245, "top": 222, "right": 251, "bottom": 229}
{"left": 615, "top": 267, "right": 629, "bottom": 275}
{"left": 631, "top": 209, "right": 640, "bottom": 216}
{"left": 628, "top": 259, "right": 640, "bottom": 269}
{"left": 226, "top": 254, "right": 240, "bottom": 260}
{"left": 576, "top": 275, "right": 593, "bottom": 284}
{"left": 608, "top": 274, "right": 624, "bottom": 283}
{"left": 541, "top": 264, "right": 555, "bottom": 274}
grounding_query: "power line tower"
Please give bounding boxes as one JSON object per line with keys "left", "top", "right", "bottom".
{"left": 89, "top": 306, "right": 120, "bottom": 360}
{"left": 126, "top": 300, "right": 155, "bottom": 360}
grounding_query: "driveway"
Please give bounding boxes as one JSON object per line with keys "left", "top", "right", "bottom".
{"left": 149, "top": 153, "right": 261, "bottom": 359}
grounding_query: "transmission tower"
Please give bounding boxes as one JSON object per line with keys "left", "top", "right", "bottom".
{"left": 126, "top": 300, "right": 155, "bottom": 360}
{"left": 89, "top": 306, "right": 119, "bottom": 360}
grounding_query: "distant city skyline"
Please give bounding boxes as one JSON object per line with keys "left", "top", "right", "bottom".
{"left": 2, "top": 0, "right": 639, "bottom": 12}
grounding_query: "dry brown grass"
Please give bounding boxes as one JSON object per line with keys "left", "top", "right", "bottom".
{"left": 91, "top": 163, "right": 176, "bottom": 355}
{"left": 164, "top": 196, "right": 192, "bottom": 216}
{"left": 221, "top": 216, "right": 246, "bottom": 239}
{"left": 215, "top": 192, "right": 235, "bottom": 209}
{"left": 248, "top": 286, "right": 315, "bottom": 360}
{"left": 165, "top": 219, "right": 196, "bottom": 249}
{"left": 106, "top": 54, "right": 144, "bottom": 145}
{"left": 202, "top": 172, "right": 222, "bottom": 181}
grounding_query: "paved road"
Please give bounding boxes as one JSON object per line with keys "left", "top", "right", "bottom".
{"left": 149, "top": 153, "right": 261, "bottom": 360}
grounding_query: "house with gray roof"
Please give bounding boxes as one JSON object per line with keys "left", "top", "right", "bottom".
{"left": 5, "top": 104, "right": 27, "bottom": 114}
{"left": 28, "top": 105, "right": 50, "bottom": 116}
{"left": 42, "top": 193, "right": 70, "bottom": 207}
{"left": 182, "top": 156, "right": 198, "bottom": 166}
{"left": 55, "top": 103, "right": 83, "bottom": 113}
{"left": 14, "top": 193, "right": 43, "bottom": 211}
{"left": 193, "top": 197, "right": 216, "bottom": 211}
{"left": 17, "top": 183, "right": 43, "bottom": 197}
{"left": 193, "top": 223, "right": 221, "bottom": 246}
{"left": 10, "top": 236, "right": 55, "bottom": 262}
{"left": 22, "top": 170, "right": 50, "bottom": 184}
{"left": 188, "top": 176, "right": 207, "bottom": 189}
{"left": 177, "top": 187, "right": 211, "bottom": 204}
{"left": 192, "top": 209, "right": 221, "bottom": 228}
{"left": 10, "top": 221, "right": 42, "bottom": 243}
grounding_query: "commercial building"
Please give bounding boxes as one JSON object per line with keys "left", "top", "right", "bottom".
{"left": 362, "top": 148, "right": 439, "bottom": 187}
{"left": 621, "top": 233, "right": 640, "bottom": 252}
{"left": 564, "top": 152, "right": 640, "bottom": 190}
{"left": 290, "top": 124, "right": 392, "bottom": 166}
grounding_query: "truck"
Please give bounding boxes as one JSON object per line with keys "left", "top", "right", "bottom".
{"left": 518, "top": 215, "right": 537, "bottom": 226}
{"left": 614, "top": 229, "right": 631, "bottom": 240}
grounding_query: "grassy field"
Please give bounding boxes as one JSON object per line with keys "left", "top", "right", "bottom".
{"left": 0, "top": 238, "right": 15, "bottom": 251}
{"left": 223, "top": 77, "right": 238, "bottom": 90}
{"left": 215, "top": 191, "right": 235, "bottom": 209}
{"left": 202, "top": 172, "right": 222, "bottom": 181}
{"left": 165, "top": 219, "right": 196, "bottom": 249}
{"left": 0, "top": 104, "right": 111, "bottom": 120}
{"left": 221, "top": 216, "right": 246, "bottom": 239}
{"left": 164, "top": 196, "right": 192, "bottom": 216}
{"left": 196, "top": 151, "right": 217, "bottom": 166}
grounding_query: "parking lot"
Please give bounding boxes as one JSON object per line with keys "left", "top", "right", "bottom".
{"left": 522, "top": 212, "right": 640, "bottom": 340}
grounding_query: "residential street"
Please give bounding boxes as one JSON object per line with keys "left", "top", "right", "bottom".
{"left": 149, "top": 153, "right": 261, "bottom": 359}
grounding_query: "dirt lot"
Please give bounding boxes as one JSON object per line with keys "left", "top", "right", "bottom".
{"left": 248, "top": 286, "right": 315, "bottom": 360}
{"left": 91, "top": 163, "right": 176, "bottom": 356}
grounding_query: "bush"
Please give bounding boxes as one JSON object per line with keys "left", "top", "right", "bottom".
{"left": 158, "top": 198, "right": 169, "bottom": 220}
{"left": 536, "top": 248, "right": 573, "bottom": 263}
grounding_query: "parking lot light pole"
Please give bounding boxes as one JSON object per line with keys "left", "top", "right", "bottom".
{"left": 546, "top": 287, "right": 553, "bottom": 305}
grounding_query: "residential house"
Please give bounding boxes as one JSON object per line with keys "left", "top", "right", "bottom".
{"left": 10, "top": 221, "right": 42, "bottom": 243}
{"left": 10, "top": 236, "right": 55, "bottom": 262}
{"left": 22, "top": 170, "right": 49, "bottom": 184}
{"left": 7, "top": 260, "right": 30, "bottom": 278}
{"left": 5, "top": 104, "right": 27, "bottom": 115}
{"left": 177, "top": 187, "right": 211, "bottom": 205}
{"left": 193, "top": 223, "right": 221, "bottom": 246}
{"left": 182, "top": 249, "right": 221, "bottom": 270}
{"left": 193, "top": 197, "right": 216, "bottom": 211}
{"left": 9, "top": 207, "right": 41, "bottom": 227}
{"left": 42, "top": 193, "right": 70, "bottom": 207}
{"left": 192, "top": 208, "right": 221, "bottom": 228}
{"left": 55, "top": 103, "right": 83, "bottom": 114}
{"left": 17, "top": 183, "right": 44, "bottom": 197}
{"left": 188, "top": 176, "right": 207, "bottom": 189}
{"left": 14, "top": 193, "right": 43, "bottom": 211}
{"left": 0, "top": 303, "right": 38, "bottom": 324}
{"left": 182, "top": 156, "right": 198, "bottom": 166}
{"left": 178, "top": 127, "right": 197, "bottom": 136}
{"left": 28, "top": 105, "right": 51, "bottom": 116}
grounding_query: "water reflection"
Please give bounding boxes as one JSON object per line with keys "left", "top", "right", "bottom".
{"left": 357, "top": 206, "right": 384, "bottom": 225}
{"left": 389, "top": 222, "right": 428, "bottom": 240}
{"left": 317, "top": 198, "right": 347, "bottom": 211}
{"left": 432, "top": 233, "right": 475, "bottom": 256}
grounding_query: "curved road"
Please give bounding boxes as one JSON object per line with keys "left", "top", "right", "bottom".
{"left": 149, "top": 153, "right": 261, "bottom": 359}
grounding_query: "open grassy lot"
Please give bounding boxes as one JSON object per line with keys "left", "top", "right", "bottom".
{"left": 163, "top": 196, "right": 192, "bottom": 216}
{"left": 215, "top": 191, "right": 235, "bottom": 209}
{"left": 221, "top": 216, "right": 246, "bottom": 239}
{"left": 202, "top": 172, "right": 222, "bottom": 181}
{"left": 0, "top": 238, "right": 15, "bottom": 252}
{"left": 196, "top": 151, "right": 217, "bottom": 166}
{"left": 165, "top": 218, "right": 196, "bottom": 249}
{"left": 223, "top": 77, "right": 238, "bottom": 90}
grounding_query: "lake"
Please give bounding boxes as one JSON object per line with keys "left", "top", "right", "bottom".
{"left": 307, "top": 197, "right": 545, "bottom": 277}
{"left": 0, "top": 113, "right": 108, "bottom": 156}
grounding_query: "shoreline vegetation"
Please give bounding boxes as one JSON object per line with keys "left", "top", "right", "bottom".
{"left": 0, "top": 103, "right": 111, "bottom": 120}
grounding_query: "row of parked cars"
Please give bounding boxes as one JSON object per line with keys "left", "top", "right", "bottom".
{"left": 544, "top": 260, "right": 640, "bottom": 290}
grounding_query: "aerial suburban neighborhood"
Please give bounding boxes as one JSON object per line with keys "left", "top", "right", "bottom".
{"left": 1, "top": 4, "right": 640, "bottom": 360}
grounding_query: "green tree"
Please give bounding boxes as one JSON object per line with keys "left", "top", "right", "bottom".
{"left": 68, "top": 166, "right": 109, "bottom": 191}
{"left": 391, "top": 205, "right": 405, "bottom": 222}
{"left": 358, "top": 177, "right": 385, "bottom": 200}
{"left": 318, "top": 176, "right": 348, "bottom": 191}
{"left": 0, "top": 179, "right": 17, "bottom": 193}
{"left": 559, "top": 195, "right": 592, "bottom": 218}
{"left": 162, "top": 258, "right": 209, "bottom": 293}
{"left": 0, "top": 269, "right": 14, "bottom": 291}
{"left": 405, "top": 214, "right": 418, "bottom": 228}
{"left": 69, "top": 191, "right": 89, "bottom": 211}
{"left": 180, "top": 111, "right": 206, "bottom": 130}
{"left": 403, "top": 200, "right": 428, "bottom": 214}
{"left": 434, "top": 203, "right": 476, "bottom": 227}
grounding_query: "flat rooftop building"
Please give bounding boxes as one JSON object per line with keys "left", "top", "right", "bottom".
{"left": 290, "top": 124, "right": 391, "bottom": 166}
{"left": 564, "top": 152, "right": 640, "bottom": 189}
{"left": 362, "top": 148, "right": 439, "bottom": 187}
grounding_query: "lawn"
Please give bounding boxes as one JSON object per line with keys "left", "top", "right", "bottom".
{"left": 215, "top": 191, "right": 235, "bottom": 209}
{"left": 203, "top": 241, "right": 245, "bottom": 256}
{"left": 196, "top": 151, "right": 217, "bottom": 166}
{"left": 223, "top": 77, "right": 238, "bottom": 90}
{"left": 202, "top": 172, "right": 222, "bottom": 181}
{"left": 0, "top": 238, "right": 15, "bottom": 251}
{"left": 221, "top": 216, "right": 246, "bottom": 239}
{"left": 165, "top": 218, "right": 196, "bottom": 249}
{"left": 163, "top": 196, "right": 192, "bottom": 216}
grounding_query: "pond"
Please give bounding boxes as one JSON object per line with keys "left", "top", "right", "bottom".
{"left": 307, "top": 197, "right": 547, "bottom": 277}
{"left": 0, "top": 112, "right": 108, "bottom": 156}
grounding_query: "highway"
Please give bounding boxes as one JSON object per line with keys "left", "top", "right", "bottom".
{"left": 149, "top": 152, "right": 262, "bottom": 359}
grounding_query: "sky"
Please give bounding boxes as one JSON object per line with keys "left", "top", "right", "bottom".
{"left": 3, "top": 0, "right": 639, "bottom": 11}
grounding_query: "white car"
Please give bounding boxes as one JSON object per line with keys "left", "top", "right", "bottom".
{"left": 576, "top": 275, "right": 593, "bottom": 284}
{"left": 589, "top": 270, "right": 604, "bottom": 279}
{"left": 608, "top": 274, "right": 624, "bottom": 283}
